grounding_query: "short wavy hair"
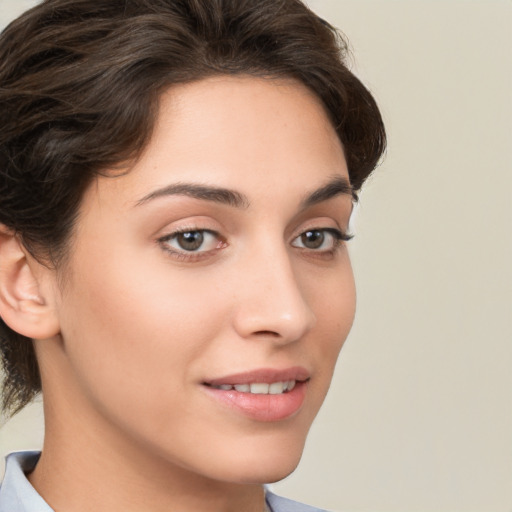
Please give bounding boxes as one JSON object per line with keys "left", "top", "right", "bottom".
{"left": 0, "top": 0, "right": 386, "bottom": 415}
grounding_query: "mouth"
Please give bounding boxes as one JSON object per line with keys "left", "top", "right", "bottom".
{"left": 201, "top": 367, "right": 310, "bottom": 422}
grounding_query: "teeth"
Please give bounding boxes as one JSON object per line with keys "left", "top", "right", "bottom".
{"left": 269, "top": 382, "right": 284, "bottom": 394}
{"left": 211, "top": 380, "right": 297, "bottom": 394}
{"left": 250, "top": 383, "right": 269, "bottom": 394}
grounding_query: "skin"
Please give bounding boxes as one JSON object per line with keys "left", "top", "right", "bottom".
{"left": 24, "top": 76, "right": 356, "bottom": 512}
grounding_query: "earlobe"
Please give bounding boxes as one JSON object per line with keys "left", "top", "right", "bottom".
{"left": 0, "top": 226, "right": 60, "bottom": 340}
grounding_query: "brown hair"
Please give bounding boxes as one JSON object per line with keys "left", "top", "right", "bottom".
{"left": 0, "top": 0, "right": 386, "bottom": 415}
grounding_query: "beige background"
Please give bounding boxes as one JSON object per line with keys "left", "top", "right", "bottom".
{"left": 1, "top": 1, "right": 511, "bottom": 511}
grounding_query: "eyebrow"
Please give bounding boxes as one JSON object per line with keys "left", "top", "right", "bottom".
{"left": 135, "top": 175, "right": 354, "bottom": 209}
{"left": 300, "top": 176, "right": 356, "bottom": 209}
{"left": 136, "top": 183, "right": 250, "bottom": 209}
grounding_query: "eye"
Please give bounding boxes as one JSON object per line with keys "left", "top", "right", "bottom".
{"left": 291, "top": 228, "right": 351, "bottom": 251}
{"left": 159, "top": 229, "right": 224, "bottom": 254}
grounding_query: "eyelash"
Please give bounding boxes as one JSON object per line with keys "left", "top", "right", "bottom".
{"left": 157, "top": 227, "right": 353, "bottom": 262}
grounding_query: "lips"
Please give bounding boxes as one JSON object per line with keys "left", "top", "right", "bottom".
{"left": 204, "top": 366, "right": 310, "bottom": 387}
{"left": 202, "top": 367, "right": 310, "bottom": 421}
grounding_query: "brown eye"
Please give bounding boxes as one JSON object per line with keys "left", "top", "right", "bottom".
{"left": 160, "top": 230, "right": 222, "bottom": 254}
{"left": 291, "top": 228, "right": 349, "bottom": 252}
{"left": 301, "top": 230, "right": 325, "bottom": 249}
{"left": 176, "top": 231, "right": 204, "bottom": 251}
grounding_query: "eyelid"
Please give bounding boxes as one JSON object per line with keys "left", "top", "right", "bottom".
{"left": 154, "top": 216, "right": 222, "bottom": 244}
{"left": 290, "top": 221, "right": 353, "bottom": 242}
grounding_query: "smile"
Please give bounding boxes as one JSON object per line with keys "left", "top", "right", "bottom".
{"left": 207, "top": 380, "right": 297, "bottom": 394}
{"left": 202, "top": 367, "right": 310, "bottom": 421}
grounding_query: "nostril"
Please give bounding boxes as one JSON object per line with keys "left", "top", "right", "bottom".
{"left": 253, "top": 330, "right": 280, "bottom": 337}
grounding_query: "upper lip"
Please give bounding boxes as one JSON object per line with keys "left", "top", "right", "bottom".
{"left": 204, "top": 366, "right": 310, "bottom": 386}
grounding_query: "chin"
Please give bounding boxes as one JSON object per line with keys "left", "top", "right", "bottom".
{"left": 210, "top": 435, "right": 307, "bottom": 485}
{"left": 226, "top": 458, "right": 302, "bottom": 485}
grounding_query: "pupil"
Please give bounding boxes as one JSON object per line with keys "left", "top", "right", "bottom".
{"left": 178, "top": 231, "right": 203, "bottom": 251}
{"left": 302, "top": 230, "right": 324, "bottom": 249}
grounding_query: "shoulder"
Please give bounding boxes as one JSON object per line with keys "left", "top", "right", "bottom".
{"left": 266, "top": 490, "right": 331, "bottom": 512}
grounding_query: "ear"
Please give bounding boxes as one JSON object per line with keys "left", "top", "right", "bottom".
{"left": 0, "top": 225, "right": 60, "bottom": 340}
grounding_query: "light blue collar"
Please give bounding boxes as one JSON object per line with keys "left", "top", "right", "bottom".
{"left": 0, "top": 451, "right": 53, "bottom": 511}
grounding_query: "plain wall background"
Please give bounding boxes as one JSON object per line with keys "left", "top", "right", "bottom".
{"left": 1, "top": 1, "right": 511, "bottom": 511}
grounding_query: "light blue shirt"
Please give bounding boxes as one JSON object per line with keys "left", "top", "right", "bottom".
{"left": 0, "top": 451, "right": 328, "bottom": 512}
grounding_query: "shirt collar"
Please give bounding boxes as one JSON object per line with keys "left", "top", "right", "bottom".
{"left": 0, "top": 451, "right": 53, "bottom": 512}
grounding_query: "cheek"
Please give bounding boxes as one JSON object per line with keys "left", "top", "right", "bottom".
{"left": 307, "top": 254, "right": 356, "bottom": 379}
{"left": 309, "top": 251, "right": 356, "bottom": 335}
{"left": 56, "top": 246, "right": 228, "bottom": 421}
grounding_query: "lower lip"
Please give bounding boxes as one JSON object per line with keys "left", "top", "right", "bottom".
{"left": 202, "top": 381, "right": 308, "bottom": 422}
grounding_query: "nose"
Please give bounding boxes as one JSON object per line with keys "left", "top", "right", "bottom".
{"left": 231, "top": 247, "right": 316, "bottom": 344}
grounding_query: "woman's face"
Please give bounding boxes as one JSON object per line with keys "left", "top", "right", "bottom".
{"left": 44, "top": 76, "right": 356, "bottom": 484}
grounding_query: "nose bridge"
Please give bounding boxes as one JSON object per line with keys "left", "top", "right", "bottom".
{"left": 232, "top": 240, "right": 316, "bottom": 342}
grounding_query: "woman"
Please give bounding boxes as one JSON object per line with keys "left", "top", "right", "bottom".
{"left": 0, "top": 0, "right": 385, "bottom": 510}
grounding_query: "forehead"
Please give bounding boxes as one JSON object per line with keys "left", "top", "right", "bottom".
{"left": 86, "top": 75, "right": 349, "bottom": 210}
